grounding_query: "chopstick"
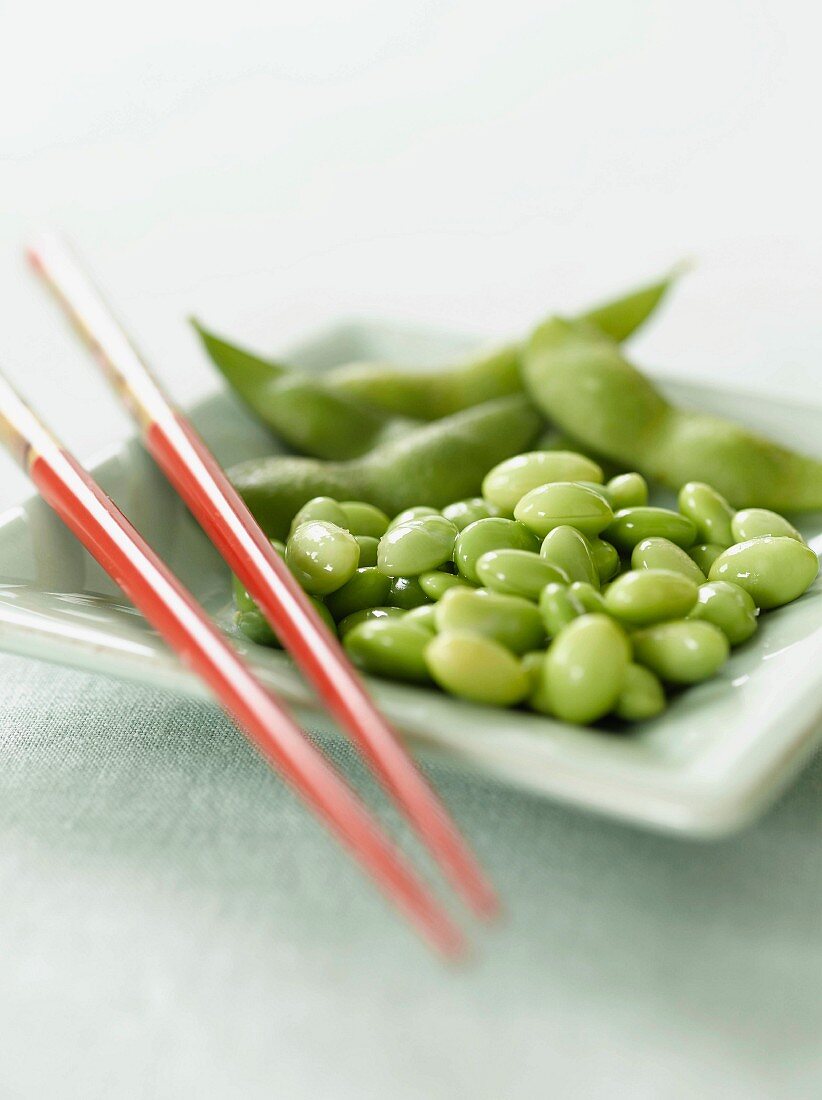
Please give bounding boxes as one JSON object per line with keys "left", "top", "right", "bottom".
{"left": 28, "top": 234, "right": 498, "bottom": 920}
{"left": 0, "top": 370, "right": 464, "bottom": 958}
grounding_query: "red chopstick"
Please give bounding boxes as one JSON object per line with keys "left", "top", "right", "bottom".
{"left": 28, "top": 234, "right": 498, "bottom": 920}
{"left": 0, "top": 371, "right": 464, "bottom": 958}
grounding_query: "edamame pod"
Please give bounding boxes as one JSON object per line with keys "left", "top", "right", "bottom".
{"left": 604, "top": 569, "right": 698, "bottom": 626}
{"left": 544, "top": 614, "right": 631, "bottom": 724}
{"left": 514, "top": 482, "right": 613, "bottom": 538}
{"left": 708, "top": 537, "right": 819, "bottom": 609}
{"left": 482, "top": 451, "right": 603, "bottom": 513}
{"left": 540, "top": 526, "right": 599, "bottom": 587}
{"left": 475, "top": 549, "right": 568, "bottom": 600}
{"left": 285, "top": 521, "right": 360, "bottom": 596}
{"left": 677, "top": 482, "right": 735, "bottom": 547}
{"left": 688, "top": 581, "right": 758, "bottom": 646}
{"left": 631, "top": 537, "right": 706, "bottom": 583}
{"left": 344, "top": 618, "right": 433, "bottom": 683}
{"left": 632, "top": 620, "right": 729, "bottom": 683}
{"left": 377, "top": 515, "right": 458, "bottom": 577}
{"left": 425, "top": 631, "right": 529, "bottom": 706}
{"left": 454, "top": 517, "right": 540, "bottom": 583}
{"left": 434, "top": 587, "right": 545, "bottom": 655}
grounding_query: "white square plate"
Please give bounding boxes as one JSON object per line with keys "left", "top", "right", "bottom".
{"left": 0, "top": 321, "right": 819, "bottom": 837}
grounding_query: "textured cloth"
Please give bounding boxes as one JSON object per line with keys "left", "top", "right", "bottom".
{"left": 1, "top": 652, "right": 820, "bottom": 1099}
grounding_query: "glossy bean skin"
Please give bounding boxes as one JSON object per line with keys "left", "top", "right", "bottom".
{"left": 708, "top": 537, "right": 819, "bottom": 609}
{"left": 686, "top": 543, "right": 723, "bottom": 576}
{"left": 606, "top": 472, "right": 648, "bottom": 511}
{"left": 285, "top": 521, "right": 360, "bottom": 596}
{"left": 604, "top": 568, "right": 698, "bottom": 626}
{"left": 344, "top": 618, "right": 433, "bottom": 683}
{"left": 324, "top": 567, "right": 392, "bottom": 621}
{"left": 731, "top": 508, "right": 803, "bottom": 543}
{"left": 568, "top": 581, "right": 606, "bottom": 614}
{"left": 337, "top": 606, "right": 405, "bottom": 638}
{"left": 631, "top": 537, "right": 705, "bottom": 583}
{"left": 234, "top": 578, "right": 335, "bottom": 646}
{"left": 540, "top": 526, "right": 599, "bottom": 587}
{"left": 514, "top": 482, "right": 613, "bottom": 539}
{"left": 632, "top": 620, "right": 729, "bottom": 684}
{"left": 289, "top": 495, "right": 349, "bottom": 536}
{"left": 353, "top": 534, "right": 379, "bottom": 566}
{"left": 544, "top": 614, "right": 631, "bottom": 724}
{"left": 418, "top": 570, "right": 474, "bottom": 601}
{"left": 405, "top": 604, "right": 438, "bottom": 631}
{"left": 482, "top": 451, "right": 603, "bottom": 513}
{"left": 377, "top": 515, "right": 458, "bottom": 577}
{"left": 677, "top": 481, "right": 735, "bottom": 547}
{"left": 425, "top": 631, "right": 529, "bottom": 706}
{"left": 688, "top": 581, "right": 758, "bottom": 646}
{"left": 442, "top": 497, "right": 501, "bottom": 531}
{"left": 454, "top": 517, "right": 539, "bottom": 583}
{"left": 475, "top": 549, "right": 568, "bottom": 600}
{"left": 588, "top": 537, "right": 620, "bottom": 583}
{"left": 434, "top": 587, "right": 545, "bottom": 655}
{"left": 538, "top": 583, "right": 584, "bottom": 638}
{"left": 339, "top": 500, "right": 390, "bottom": 537}
{"left": 614, "top": 663, "right": 666, "bottom": 721}
{"left": 522, "top": 650, "right": 553, "bottom": 714}
{"left": 388, "top": 576, "right": 433, "bottom": 609}
{"left": 387, "top": 505, "right": 440, "bottom": 529}
{"left": 606, "top": 507, "right": 696, "bottom": 552}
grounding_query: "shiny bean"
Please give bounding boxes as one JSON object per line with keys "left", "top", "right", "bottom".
{"left": 606, "top": 507, "right": 697, "bottom": 551}
{"left": 538, "top": 582, "right": 584, "bottom": 639}
{"left": 631, "top": 537, "right": 705, "bottom": 583}
{"left": 337, "top": 606, "right": 405, "bottom": 638}
{"left": 514, "top": 482, "right": 614, "bottom": 538}
{"left": 522, "top": 650, "right": 553, "bottom": 714}
{"left": 405, "top": 604, "right": 438, "bottom": 632}
{"left": 454, "top": 518, "right": 539, "bottom": 583}
{"left": 606, "top": 472, "right": 648, "bottom": 510}
{"left": 377, "top": 515, "right": 458, "bottom": 576}
{"left": 285, "top": 520, "right": 360, "bottom": 595}
{"left": 539, "top": 525, "right": 599, "bottom": 587}
{"left": 568, "top": 581, "right": 607, "bottom": 614}
{"left": 677, "top": 481, "right": 735, "bottom": 546}
{"left": 338, "top": 500, "right": 390, "bottom": 537}
{"left": 544, "top": 614, "right": 631, "bottom": 724}
{"left": 418, "top": 570, "right": 474, "bottom": 601}
{"left": 475, "top": 549, "right": 567, "bottom": 600}
{"left": 388, "top": 576, "right": 433, "bottom": 609}
{"left": 324, "top": 567, "right": 392, "bottom": 621}
{"left": 686, "top": 543, "right": 723, "bottom": 576}
{"left": 387, "top": 506, "right": 440, "bottom": 529}
{"left": 604, "top": 569, "right": 698, "bottom": 626}
{"left": 614, "top": 663, "right": 666, "bottom": 721}
{"left": 708, "top": 536, "right": 819, "bottom": 609}
{"left": 731, "top": 508, "right": 803, "bottom": 543}
{"left": 425, "top": 631, "right": 529, "bottom": 706}
{"left": 588, "top": 537, "right": 620, "bottom": 583}
{"left": 482, "top": 450, "right": 604, "bottom": 513}
{"left": 234, "top": 579, "right": 334, "bottom": 646}
{"left": 688, "top": 581, "right": 758, "bottom": 646}
{"left": 289, "top": 495, "right": 349, "bottom": 536}
{"left": 442, "top": 497, "right": 501, "bottom": 530}
{"left": 353, "top": 534, "right": 379, "bottom": 566}
{"left": 632, "top": 620, "right": 729, "bottom": 683}
{"left": 344, "top": 618, "right": 432, "bottom": 682}
{"left": 434, "top": 587, "right": 544, "bottom": 654}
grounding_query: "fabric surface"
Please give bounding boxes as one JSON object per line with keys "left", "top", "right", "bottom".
{"left": 1, "top": 651, "right": 820, "bottom": 1100}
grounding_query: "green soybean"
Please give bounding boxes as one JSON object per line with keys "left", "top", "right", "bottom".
{"left": 731, "top": 508, "right": 804, "bottom": 543}
{"left": 442, "top": 497, "right": 501, "bottom": 531}
{"left": 324, "top": 567, "right": 392, "bottom": 621}
{"left": 568, "top": 581, "right": 607, "bottom": 614}
{"left": 344, "top": 618, "right": 432, "bottom": 683}
{"left": 677, "top": 482, "right": 735, "bottom": 547}
{"left": 688, "top": 581, "right": 758, "bottom": 646}
{"left": 606, "top": 507, "right": 696, "bottom": 551}
{"left": 540, "top": 526, "right": 599, "bottom": 587}
{"left": 482, "top": 450, "right": 604, "bottom": 513}
{"left": 607, "top": 472, "right": 648, "bottom": 510}
{"left": 614, "top": 663, "right": 666, "bottom": 721}
{"left": 388, "top": 576, "right": 433, "bottom": 609}
{"left": 454, "top": 517, "right": 539, "bottom": 583}
{"left": 588, "top": 537, "right": 620, "bottom": 582}
{"left": 337, "top": 606, "right": 405, "bottom": 638}
{"left": 604, "top": 569, "right": 698, "bottom": 626}
{"left": 285, "top": 521, "right": 360, "bottom": 595}
{"left": 289, "top": 495, "right": 348, "bottom": 536}
{"left": 388, "top": 505, "right": 440, "bottom": 529}
{"left": 339, "top": 500, "right": 390, "bottom": 537}
{"left": 234, "top": 579, "right": 334, "bottom": 645}
{"left": 686, "top": 543, "right": 723, "bottom": 576}
{"left": 475, "top": 549, "right": 568, "bottom": 600}
{"left": 405, "top": 604, "right": 438, "bottom": 632}
{"left": 544, "top": 614, "right": 631, "bottom": 724}
{"left": 708, "top": 537, "right": 819, "bottom": 609}
{"left": 515, "top": 482, "right": 613, "bottom": 538}
{"left": 631, "top": 537, "right": 706, "bottom": 583}
{"left": 632, "top": 620, "right": 729, "bottom": 684}
{"left": 434, "top": 587, "right": 545, "bottom": 655}
{"left": 425, "top": 631, "right": 529, "bottom": 707}
{"left": 377, "top": 515, "right": 458, "bottom": 577}
{"left": 522, "top": 650, "right": 553, "bottom": 714}
{"left": 418, "top": 570, "right": 474, "bottom": 601}
{"left": 353, "top": 534, "right": 379, "bottom": 566}
{"left": 539, "top": 583, "right": 584, "bottom": 639}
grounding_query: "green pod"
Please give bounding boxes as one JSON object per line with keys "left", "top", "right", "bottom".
{"left": 289, "top": 495, "right": 349, "bottom": 536}
{"left": 475, "top": 548, "right": 568, "bottom": 600}
{"left": 606, "top": 472, "right": 648, "bottom": 511}
{"left": 631, "top": 536, "right": 705, "bottom": 583}
{"left": 338, "top": 501, "right": 390, "bottom": 537}
{"left": 454, "top": 517, "right": 540, "bottom": 583}
{"left": 387, "top": 506, "right": 440, "bottom": 529}
{"left": 606, "top": 507, "right": 696, "bottom": 551}
{"left": 353, "top": 534, "right": 379, "bottom": 567}
{"left": 633, "top": 620, "right": 729, "bottom": 684}
{"left": 441, "top": 497, "right": 501, "bottom": 531}
{"left": 588, "top": 537, "right": 620, "bottom": 583}
{"left": 538, "top": 583, "right": 585, "bottom": 639}
{"left": 604, "top": 568, "right": 698, "bottom": 626}
{"left": 388, "top": 576, "right": 433, "bottom": 609}
{"left": 731, "top": 508, "right": 803, "bottom": 543}
{"left": 482, "top": 450, "right": 603, "bottom": 513}
{"left": 539, "top": 526, "right": 599, "bottom": 587}
{"left": 677, "top": 481, "right": 735, "bottom": 547}
{"left": 377, "top": 515, "right": 458, "bottom": 577}
{"left": 686, "top": 543, "right": 723, "bottom": 576}
{"left": 344, "top": 618, "right": 433, "bottom": 683}
{"left": 425, "top": 631, "right": 529, "bottom": 707}
{"left": 434, "top": 587, "right": 545, "bottom": 655}
{"left": 688, "top": 581, "right": 758, "bottom": 646}
{"left": 514, "top": 482, "right": 613, "bottom": 538}
{"left": 708, "top": 537, "right": 819, "bottom": 609}
{"left": 614, "top": 663, "right": 666, "bottom": 721}
{"left": 418, "top": 570, "right": 474, "bottom": 601}
{"left": 337, "top": 606, "right": 405, "bottom": 638}
{"left": 324, "top": 567, "right": 392, "bottom": 621}
{"left": 544, "top": 614, "right": 631, "bottom": 724}
{"left": 285, "top": 520, "right": 360, "bottom": 596}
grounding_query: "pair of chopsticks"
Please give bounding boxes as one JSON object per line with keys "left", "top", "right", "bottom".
{"left": 0, "top": 235, "right": 499, "bottom": 957}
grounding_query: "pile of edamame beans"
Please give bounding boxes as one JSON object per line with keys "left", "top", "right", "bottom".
{"left": 233, "top": 450, "right": 818, "bottom": 726}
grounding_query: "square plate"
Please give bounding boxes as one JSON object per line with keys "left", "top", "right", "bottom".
{"left": 0, "top": 320, "right": 819, "bottom": 837}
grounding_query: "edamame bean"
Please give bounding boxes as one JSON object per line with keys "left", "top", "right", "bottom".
{"left": 708, "top": 537, "right": 819, "bottom": 609}
{"left": 604, "top": 569, "right": 698, "bottom": 626}
{"left": 344, "top": 618, "right": 432, "bottom": 682}
{"left": 353, "top": 534, "right": 379, "bottom": 566}
{"left": 388, "top": 576, "right": 433, "bottom": 609}
{"left": 234, "top": 579, "right": 335, "bottom": 645}
{"left": 514, "top": 482, "right": 614, "bottom": 538}
{"left": 425, "top": 631, "right": 529, "bottom": 706}
{"left": 324, "top": 567, "right": 392, "bottom": 621}
{"left": 540, "top": 526, "right": 599, "bottom": 587}
{"left": 270, "top": 538, "right": 286, "bottom": 558}
{"left": 544, "top": 614, "right": 631, "bottom": 724}
{"left": 434, "top": 587, "right": 545, "bottom": 654}
{"left": 588, "top": 537, "right": 620, "bottom": 582}
{"left": 405, "top": 604, "right": 438, "bottom": 631}
{"left": 607, "top": 472, "right": 648, "bottom": 510}
{"left": 731, "top": 508, "right": 803, "bottom": 543}
{"left": 285, "top": 520, "right": 360, "bottom": 595}
{"left": 388, "top": 506, "right": 440, "bottom": 529}
{"left": 538, "top": 583, "right": 584, "bottom": 638}
{"left": 614, "top": 663, "right": 666, "bottom": 721}
{"left": 688, "top": 581, "right": 758, "bottom": 646}
{"left": 454, "top": 518, "right": 539, "bottom": 583}
{"left": 568, "top": 581, "right": 607, "bottom": 614}
{"left": 677, "top": 482, "right": 735, "bottom": 547}
{"left": 338, "top": 500, "right": 390, "bottom": 537}
{"left": 377, "top": 515, "right": 458, "bottom": 577}
{"left": 418, "top": 570, "right": 474, "bottom": 601}
{"left": 606, "top": 507, "right": 697, "bottom": 551}
{"left": 522, "top": 650, "right": 553, "bottom": 714}
{"left": 442, "top": 497, "right": 501, "bottom": 531}
{"left": 289, "top": 495, "right": 348, "bottom": 536}
{"left": 337, "top": 606, "right": 405, "bottom": 638}
{"left": 631, "top": 537, "right": 706, "bottom": 583}
{"left": 475, "top": 549, "right": 568, "bottom": 600}
{"left": 632, "top": 620, "right": 729, "bottom": 683}
{"left": 482, "top": 451, "right": 604, "bottom": 512}
{"left": 686, "top": 543, "right": 723, "bottom": 576}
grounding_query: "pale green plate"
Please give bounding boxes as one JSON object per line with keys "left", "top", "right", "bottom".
{"left": 0, "top": 321, "right": 819, "bottom": 837}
